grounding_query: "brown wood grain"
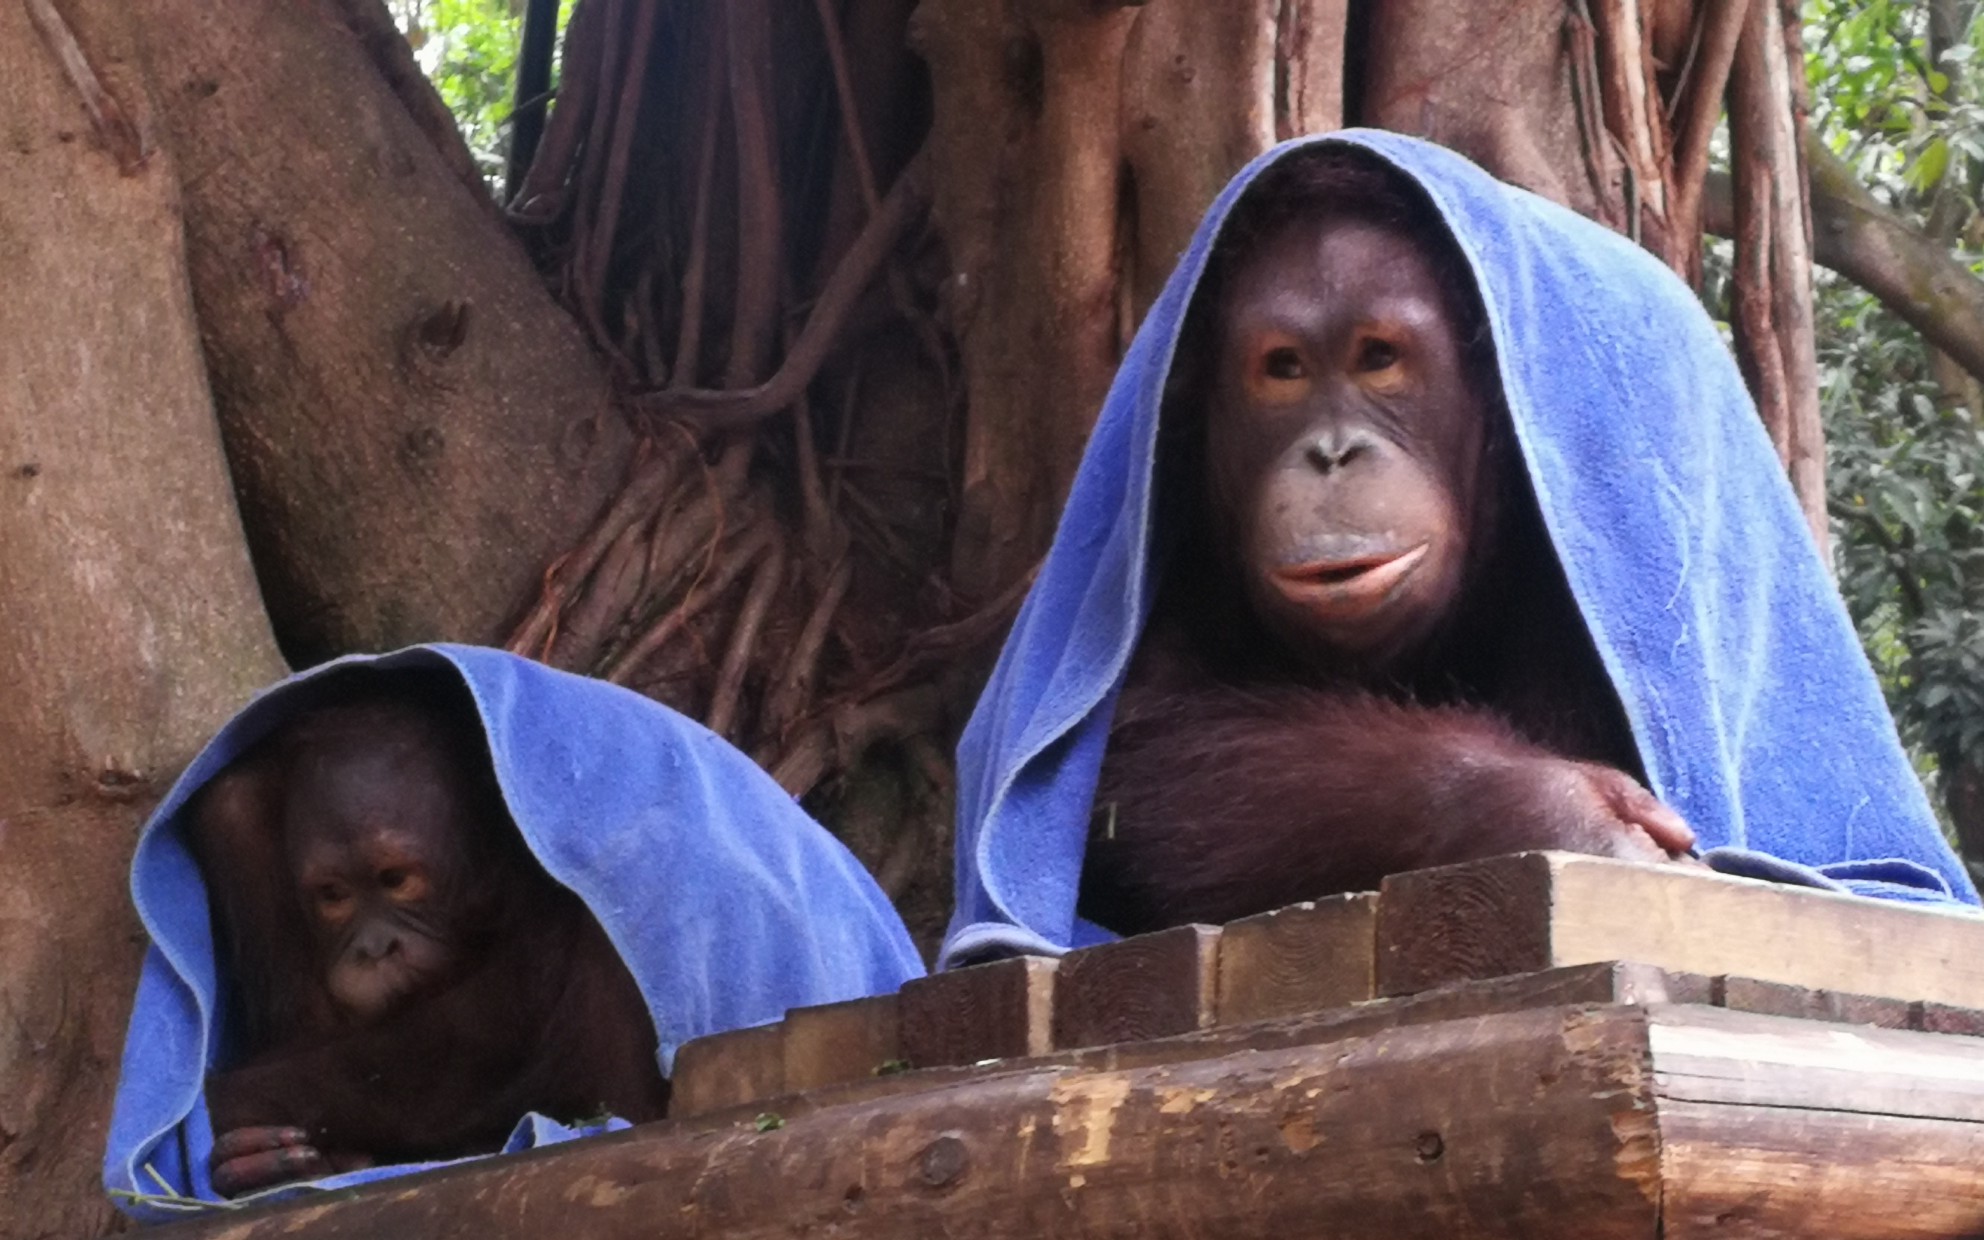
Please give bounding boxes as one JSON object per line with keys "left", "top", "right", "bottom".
{"left": 156, "top": 1005, "right": 1664, "bottom": 1240}
{"left": 782, "top": 993, "right": 902, "bottom": 1093}
{"left": 1651, "top": 1005, "right": 1984, "bottom": 1238}
{"left": 1659, "top": 1103, "right": 1984, "bottom": 1240}
{"left": 1712, "top": 975, "right": 1913, "bottom": 1029}
{"left": 1376, "top": 851, "right": 1984, "bottom": 1008}
{"left": 1915, "top": 1001, "right": 1984, "bottom": 1038}
{"left": 1053, "top": 924, "right": 1220, "bottom": 1049}
{"left": 668, "top": 1022, "right": 786, "bottom": 1118}
{"left": 670, "top": 960, "right": 1696, "bottom": 1132}
{"left": 1216, "top": 894, "right": 1378, "bottom": 1024}
{"left": 1648, "top": 1003, "right": 1984, "bottom": 1120}
{"left": 898, "top": 955, "right": 1057, "bottom": 1068}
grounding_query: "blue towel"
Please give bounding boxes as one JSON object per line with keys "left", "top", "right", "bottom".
{"left": 105, "top": 644, "right": 924, "bottom": 1221}
{"left": 942, "top": 130, "right": 1979, "bottom": 968}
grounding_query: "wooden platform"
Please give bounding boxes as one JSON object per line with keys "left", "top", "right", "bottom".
{"left": 154, "top": 852, "right": 1984, "bottom": 1239}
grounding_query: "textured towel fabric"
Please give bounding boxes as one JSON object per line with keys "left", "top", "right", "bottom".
{"left": 105, "top": 644, "right": 924, "bottom": 1221}
{"left": 941, "top": 130, "right": 1978, "bottom": 968}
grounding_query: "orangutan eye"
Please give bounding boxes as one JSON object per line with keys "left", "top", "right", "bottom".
{"left": 314, "top": 884, "right": 351, "bottom": 910}
{"left": 1263, "top": 347, "right": 1305, "bottom": 380}
{"left": 1356, "top": 338, "right": 1401, "bottom": 372}
{"left": 376, "top": 866, "right": 428, "bottom": 902}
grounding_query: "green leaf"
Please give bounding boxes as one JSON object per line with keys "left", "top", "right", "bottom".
{"left": 1904, "top": 137, "right": 1951, "bottom": 192}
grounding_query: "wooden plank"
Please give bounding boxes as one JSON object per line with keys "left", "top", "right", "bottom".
{"left": 1650, "top": 1005, "right": 1984, "bottom": 1238}
{"left": 669, "top": 1022, "right": 786, "bottom": 1119}
{"left": 1375, "top": 851, "right": 1984, "bottom": 1008}
{"left": 1659, "top": 1104, "right": 1984, "bottom": 1240}
{"left": 1914, "top": 1000, "right": 1984, "bottom": 1037}
{"left": 678, "top": 961, "right": 1697, "bottom": 1128}
{"left": 1647, "top": 1003, "right": 1984, "bottom": 1120}
{"left": 1216, "top": 894, "right": 1378, "bottom": 1024}
{"left": 897, "top": 955, "right": 1056, "bottom": 1068}
{"left": 782, "top": 993, "right": 902, "bottom": 1093}
{"left": 1053, "top": 924, "right": 1220, "bottom": 1049}
{"left": 1712, "top": 975, "right": 1912, "bottom": 1029}
{"left": 153, "top": 1005, "right": 1665, "bottom": 1240}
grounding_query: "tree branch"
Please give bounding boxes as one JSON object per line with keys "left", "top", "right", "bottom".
{"left": 1703, "top": 130, "right": 1984, "bottom": 387}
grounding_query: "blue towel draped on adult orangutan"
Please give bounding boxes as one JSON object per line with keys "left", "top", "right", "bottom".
{"left": 942, "top": 131, "right": 1977, "bottom": 969}
{"left": 105, "top": 645, "right": 925, "bottom": 1220}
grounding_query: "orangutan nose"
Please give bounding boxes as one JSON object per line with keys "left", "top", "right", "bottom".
{"left": 352, "top": 924, "right": 403, "bottom": 964}
{"left": 1308, "top": 430, "right": 1373, "bottom": 474}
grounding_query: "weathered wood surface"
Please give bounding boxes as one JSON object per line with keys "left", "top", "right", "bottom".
{"left": 1378, "top": 851, "right": 1984, "bottom": 1008}
{"left": 154, "top": 1004, "right": 1984, "bottom": 1239}
{"left": 681, "top": 961, "right": 1691, "bottom": 1126}
{"left": 670, "top": 848, "right": 1984, "bottom": 1116}
{"left": 1651, "top": 1005, "right": 1984, "bottom": 1239}
{"left": 159, "top": 1005, "right": 1660, "bottom": 1240}
{"left": 667, "top": 1021, "right": 784, "bottom": 1119}
{"left": 782, "top": 993, "right": 902, "bottom": 1093}
{"left": 897, "top": 955, "right": 1057, "bottom": 1068}
{"left": 1216, "top": 893, "right": 1378, "bottom": 1023}
{"left": 1712, "top": 975, "right": 1913, "bottom": 1029}
{"left": 1052, "top": 923, "right": 1220, "bottom": 1048}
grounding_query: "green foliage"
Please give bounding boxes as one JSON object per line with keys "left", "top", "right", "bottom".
{"left": 387, "top": 0, "right": 572, "bottom": 189}
{"left": 1802, "top": 0, "right": 1984, "bottom": 805}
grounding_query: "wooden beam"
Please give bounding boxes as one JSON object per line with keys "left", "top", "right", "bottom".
{"left": 1052, "top": 924, "right": 1220, "bottom": 1049}
{"left": 153, "top": 1005, "right": 1667, "bottom": 1240}
{"left": 153, "top": 991, "right": 1984, "bottom": 1240}
{"left": 1216, "top": 894, "right": 1377, "bottom": 1024}
{"left": 669, "top": 1022, "right": 785, "bottom": 1119}
{"left": 1651, "top": 1005, "right": 1984, "bottom": 1239}
{"left": 897, "top": 955, "right": 1056, "bottom": 1068}
{"left": 782, "top": 993, "right": 902, "bottom": 1092}
{"left": 1711, "top": 976, "right": 1912, "bottom": 1030}
{"left": 1376, "top": 851, "right": 1984, "bottom": 1008}
{"left": 1916, "top": 1001, "right": 1984, "bottom": 1038}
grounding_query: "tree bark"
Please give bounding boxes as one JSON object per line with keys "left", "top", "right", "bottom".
{"left": 919, "top": 0, "right": 1346, "bottom": 600}
{"left": 1727, "top": 0, "right": 1826, "bottom": 552}
{"left": 0, "top": 2, "right": 287, "bottom": 1234}
{"left": 1360, "top": 0, "right": 1649, "bottom": 244}
{"left": 134, "top": 0, "right": 634, "bottom": 666}
{"left": 1120, "top": 1, "right": 1345, "bottom": 314}
{"left": 915, "top": 0, "right": 1143, "bottom": 600}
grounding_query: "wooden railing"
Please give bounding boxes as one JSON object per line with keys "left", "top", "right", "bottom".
{"left": 160, "top": 851, "right": 1984, "bottom": 1240}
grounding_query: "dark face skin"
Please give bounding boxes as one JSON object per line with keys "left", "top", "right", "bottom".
{"left": 281, "top": 708, "right": 490, "bottom": 1022}
{"left": 1204, "top": 212, "right": 1496, "bottom": 674}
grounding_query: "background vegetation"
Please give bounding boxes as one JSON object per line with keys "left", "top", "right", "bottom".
{"left": 1801, "top": 0, "right": 1983, "bottom": 827}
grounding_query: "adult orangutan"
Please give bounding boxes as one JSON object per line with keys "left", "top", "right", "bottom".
{"left": 941, "top": 132, "right": 1975, "bottom": 967}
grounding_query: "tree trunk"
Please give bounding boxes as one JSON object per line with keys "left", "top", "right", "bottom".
{"left": 0, "top": 2, "right": 287, "bottom": 1234}
{"left": 918, "top": 0, "right": 1346, "bottom": 600}
{"left": 134, "top": 0, "right": 634, "bottom": 666}
{"left": 1727, "top": 0, "right": 1826, "bottom": 552}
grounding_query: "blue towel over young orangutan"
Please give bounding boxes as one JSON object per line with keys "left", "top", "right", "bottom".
{"left": 941, "top": 130, "right": 1978, "bottom": 968}
{"left": 105, "top": 644, "right": 924, "bottom": 1221}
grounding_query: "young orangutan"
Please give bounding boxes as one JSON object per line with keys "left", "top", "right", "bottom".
{"left": 189, "top": 671, "right": 666, "bottom": 1195}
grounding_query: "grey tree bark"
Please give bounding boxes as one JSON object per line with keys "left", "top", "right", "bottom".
{"left": 0, "top": 2, "right": 285, "bottom": 1234}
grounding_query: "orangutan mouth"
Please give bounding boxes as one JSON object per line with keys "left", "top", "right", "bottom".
{"left": 1271, "top": 543, "right": 1430, "bottom": 616}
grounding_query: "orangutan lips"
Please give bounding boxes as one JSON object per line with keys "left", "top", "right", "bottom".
{"left": 1271, "top": 543, "right": 1430, "bottom": 619}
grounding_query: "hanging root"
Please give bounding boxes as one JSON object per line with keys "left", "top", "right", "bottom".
{"left": 497, "top": 0, "right": 1012, "bottom": 926}
{"left": 706, "top": 535, "right": 789, "bottom": 739}
{"left": 635, "top": 149, "right": 931, "bottom": 430}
